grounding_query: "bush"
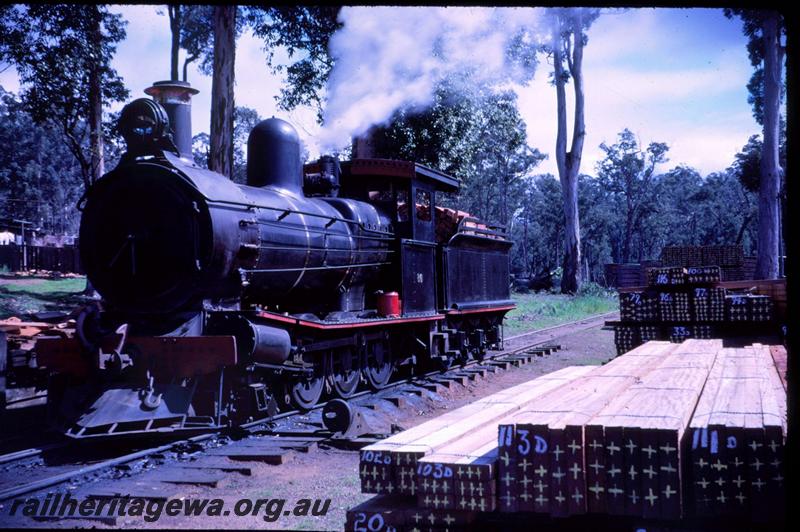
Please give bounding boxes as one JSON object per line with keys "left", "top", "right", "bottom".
{"left": 577, "top": 281, "right": 615, "bottom": 298}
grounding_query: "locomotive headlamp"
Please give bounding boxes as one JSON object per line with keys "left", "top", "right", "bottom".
{"left": 118, "top": 98, "right": 171, "bottom": 149}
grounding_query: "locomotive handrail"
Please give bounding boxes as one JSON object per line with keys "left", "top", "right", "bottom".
{"left": 255, "top": 219, "right": 395, "bottom": 243}
{"left": 257, "top": 245, "right": 395, "bottom": 254}
{"left": 204, "top": 198, "right": 396, "bottom": 238}
{"left": 241, "top": 261, "right": 392, "bottom": 274}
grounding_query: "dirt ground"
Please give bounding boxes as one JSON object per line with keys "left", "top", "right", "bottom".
{"left": 5, "top": 323, "right": 616, "bottom": 531}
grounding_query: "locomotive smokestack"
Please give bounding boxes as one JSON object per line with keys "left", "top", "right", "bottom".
{"left": 144, "top": 80, "right": 199, "bottom": 159}
{"left": 351, "top": 126, "right": 379, "bottom": 158}
{"left": 247, "top": 118, "right": 303, "bottom": 192}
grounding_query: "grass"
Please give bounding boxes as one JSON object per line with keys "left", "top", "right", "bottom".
{"left": 503, "top": 290, "right": 618, "bottom": 335}
{"left": 0, "top": 276, "right": 87, "bottom": 318}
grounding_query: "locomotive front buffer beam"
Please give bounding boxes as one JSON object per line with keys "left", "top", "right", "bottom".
{"left": 36, "top": 333, "right": 245, "bottom": 439}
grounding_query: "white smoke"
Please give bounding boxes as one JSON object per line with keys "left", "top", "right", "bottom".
{"left": 317, "top": 6, "right": 546, "bottom": 150}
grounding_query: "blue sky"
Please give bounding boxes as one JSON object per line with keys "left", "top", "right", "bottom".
{"left": 0, "top": 6, "right": 767, "bottom": 178}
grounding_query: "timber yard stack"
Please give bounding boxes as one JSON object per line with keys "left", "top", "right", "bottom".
{"left": 687, "top": 344, "right": 786, "bottom": 521}
{"left": 346, "top": 339, "right": 787, "bottom": 530}
{"left": 610, "top": 265, "right": 783, "bottom": 355}
{"left": 606, "top": 245, "right": 756, "bottom": 289}
{"left": 660, "top": 245, "right": 749, "bottom": 282}
{"left": 358, "top": 366, "right": 595, "bottom": 496}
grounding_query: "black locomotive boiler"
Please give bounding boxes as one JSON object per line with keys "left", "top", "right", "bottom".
{"left": 36, "top": 96, "right": 514, "bottom": 439}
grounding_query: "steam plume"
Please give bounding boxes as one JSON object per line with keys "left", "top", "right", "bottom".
{"left": 317, "top": 7, "right": 544, "bottom": 150}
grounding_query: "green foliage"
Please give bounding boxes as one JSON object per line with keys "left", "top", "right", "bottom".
{"left": 508, "top": 132, "right": 758, "bottom": 284}
{"left": 0, "top": 4, "right": 129, "bottom": 187}
{"left": 177, "top": 5, "right": 216, "bottom": 79}
{"left": 596, "top": 129, "right": 669, "bottom": 263}
{"left": 191, "top": 105, "right": 262, "bottom": 184}
{"left": 510, "top": 174, "right": 564, "bottom": 277}
{"left": 369, "top": 78, "right": 545, "bottom": 227}
{"left": 576, "top": 281, "right": 615, "bottom": 298}
{"left": 246, "top": 7, "right": 342, "bottom": 119}
{"left": 0, "top": 87, "right": 84, "bottom": 234}
{"left": 729, "top": 133, "right": 786, "bottom": 193}
{"left": 158, "top": 5, "right": 247, "bottom": 82}
{"left": 232, "top": 106, "right": 263, "bottom": 184}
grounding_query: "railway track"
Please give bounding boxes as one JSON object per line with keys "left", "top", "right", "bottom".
{"left": 0, "top": 311, "right": 614, "bottom": 507}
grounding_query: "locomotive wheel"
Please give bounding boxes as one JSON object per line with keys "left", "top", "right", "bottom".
{"left": 364, "top": 341, "right": 393, "bottom": 390}
{"left": 327, "top": 348, "right": 360, "bottom": 399}
{"left": 287, "top": 375, "right": 324, "bottom": 410}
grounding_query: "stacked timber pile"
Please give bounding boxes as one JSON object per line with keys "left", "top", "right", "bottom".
{"left": 619, "top": 292, "right": 658, "bottom": 322}
{"left": 354, "top": 365, "right": 595, "bottom": 530}
{"left": 660, "top": 245, "right": 748, "bottom": 282}
{"left": 496, "top": 341, "right": 677, "bottom": 516}
{"left": 2, "top": 315, "right": 76, "bottom": 407}
{"left": 687, "top": 344, "right": 786, "bottom": 520}
{"left": 583, "top": 340, "right": 720, "bottom": 520}
{"left": 660, "top": 245, "right": 743, "bottom": 269}
{"left": 345, "top": 340, "right": 787, "bottom": 530}
{"left": 605, "top": 245, "right": 755, "bottom": 289}
{"left": 611, "top": 267, "right": 783, "bottom": 355}
{"left": 658, "top": 291, "right": 691, "bottom": 322}
{"left": 358, "top": 366, "right": 594, "bottom": 495}
{"left": 686, "top": 266, "right": 722, "bottom": 284}
{"left": 647, "top": 266, "right": 687, "bottom": 287}
{"left": 603, "top": 263, "right": 644, "bottom": 289}
{"left": 692, "top": 287, "right": 726, "bottom": 322}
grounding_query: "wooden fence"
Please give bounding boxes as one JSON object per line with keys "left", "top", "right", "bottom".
{"left": 0, "top": 245, "right": 83, "bottom": 274}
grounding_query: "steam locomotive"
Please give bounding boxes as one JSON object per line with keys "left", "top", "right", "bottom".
{"left": 36, "top": 93, "right": 514, "bottom": 439}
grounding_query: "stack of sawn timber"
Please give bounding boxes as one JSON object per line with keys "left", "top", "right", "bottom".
{"left": 358, "top": 365, "right": 595, "bottom": 496}
{"left": 687, "top": 343, "right": 786, "bottom": 521}
{"left": 497, "top": 340, "right": 681, "bottom": 517}
{"left": 582, "top": 339, "right": 721, "bottom": 520}
{"left": 348, "top": 340, "right": 787, "bottom": 530}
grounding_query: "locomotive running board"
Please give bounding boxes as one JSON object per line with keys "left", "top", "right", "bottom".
{"left": 256, "top": 311, "right": 444, "bottom": 330}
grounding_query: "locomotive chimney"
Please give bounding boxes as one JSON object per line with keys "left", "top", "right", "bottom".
{"left": 247, "top": 118, "right": 303, "bottom": 192}
{"left": 144, "top": 80, "right": 199, "bottom": 159}
{"left": 351, "top": 126, "right": 379, "bottom": 158}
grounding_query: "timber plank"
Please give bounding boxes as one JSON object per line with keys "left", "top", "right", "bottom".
{"left": 584, "top": 423, "right": 607, "bottom": 514}
{"left": 497, "top": 422, "right": 517, "bottom": 513}
{"left": 768, "top": 345, "right": 787, "bottom": 392}
{"left": 753, "top": 344, "right": 786, "bottom": 522}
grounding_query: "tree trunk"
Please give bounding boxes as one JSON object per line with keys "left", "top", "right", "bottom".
{"left": 622, "top": 210, "right": 633, "bottom": 264}
{"left": 553, "top": 12, "right": 585, "bottom": 294}
{"left": 755, "top": 12, "right": 782, "bottom": 280}
{"left": 210, "top": 5, "right": 235, "bottom": 178}
{"left": 522, "top": 204, "right": 530, "bottom": 277}
{"left": 168, "top": 5, "right": 181, "bottom": 81}
{"left": 735, "top": 214, "right": 752, "bottom": 245}
{"left": 88, "top": 6, "right": 104, "bottom": 184}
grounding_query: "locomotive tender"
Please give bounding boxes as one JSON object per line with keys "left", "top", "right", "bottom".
{"left": 36, "top": 94, "right": 514, "bottom": 439}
